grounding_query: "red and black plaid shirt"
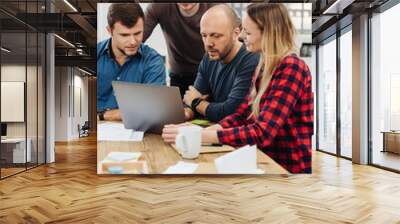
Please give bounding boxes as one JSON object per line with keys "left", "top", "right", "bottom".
{"left": 217, "top": 54, "right": 314, "bottom": 173}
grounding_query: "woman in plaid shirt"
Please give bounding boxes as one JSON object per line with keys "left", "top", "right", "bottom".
{"left": 162, "top": 3, "right": 314, "bottom": 173}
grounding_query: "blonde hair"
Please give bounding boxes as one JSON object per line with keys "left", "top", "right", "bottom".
{"left": 246, "top": 3, "right": 297, "bottom": 117}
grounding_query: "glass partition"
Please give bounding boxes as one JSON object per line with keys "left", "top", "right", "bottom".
{"left": 27, "top": 31, "right": 38, "bottom": 169}
{"left": 371, "top": 3, "right": 400, "bottom": 171}
{"left": 317, "top": 37, "right": 337, "bottom": 155}
{"left": 339, "top": 29, "right": 352, "bottom": 158}
{"left": 1, "top": 30, "right": 28, "bottom": 177}
{"left": 0, "top": 0, "right": 46, "bottom": 179}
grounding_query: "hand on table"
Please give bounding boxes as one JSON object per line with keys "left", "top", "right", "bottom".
{"left": 205, "top": 124, "right": 223, "bottom": 131}
{"left": 161, "top": 122, "right": 193, "bottom": 143}
{"left": 104, "top": 109, "right": 122, "bottom": 121}
{"left": 184, "top": 107, "right": 194, "bottom": 120}
{"left": 183, "top": 86, "right": 208, "bottom": 107}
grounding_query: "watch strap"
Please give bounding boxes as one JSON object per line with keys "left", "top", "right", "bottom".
{"left": 98, "top": 111, "right": 105, "bottom": 121}
{"left": 191, "top": 98, "right": 202, "bottom": 112}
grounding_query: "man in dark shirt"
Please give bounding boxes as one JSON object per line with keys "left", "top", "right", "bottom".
{"left": 182, "top": 4, "right": 259, "bottom": 122}
{"left": 97, "top": 3, "right": 166, "bottom": 121}
{"left": 143, "top": 3, "right": 217, "bottom": 98}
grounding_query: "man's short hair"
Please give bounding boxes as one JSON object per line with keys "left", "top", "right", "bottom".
{"left": 107, "top": 3, "right": 144, "bottom": 28}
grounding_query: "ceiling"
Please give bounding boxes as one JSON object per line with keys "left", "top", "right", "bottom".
{"left": 1, "top": 0, "right": 97, "bottom": 74}
{"left": 311, "top": 0, "right": 391, "bottom": 43}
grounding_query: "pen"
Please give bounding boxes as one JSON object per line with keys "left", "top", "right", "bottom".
{"left": 203, "top": 143, "right": 223, "bottom": 147}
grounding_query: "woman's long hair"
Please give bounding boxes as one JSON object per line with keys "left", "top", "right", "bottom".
{"left": 247, "top": 3, "right": 297, "bottom": 117}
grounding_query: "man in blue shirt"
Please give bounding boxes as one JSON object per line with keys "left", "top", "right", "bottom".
{"left": 97, "top": 3, "right": 166, "bottom": 121}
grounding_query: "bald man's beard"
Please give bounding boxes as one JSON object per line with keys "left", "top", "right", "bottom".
{"left": 207, "top": 40, "right": 235, "bottom": 62}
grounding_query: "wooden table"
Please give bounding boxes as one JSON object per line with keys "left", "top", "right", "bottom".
{"left": 97, "top": 125, "right": 288, "bottom": 175}
{"left": 381, "top": 131, "right": 400, "bottom": 154}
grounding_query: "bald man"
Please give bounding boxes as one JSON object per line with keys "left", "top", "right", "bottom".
{"left": 182, "top": 4, "right": 259, "bottom": 122}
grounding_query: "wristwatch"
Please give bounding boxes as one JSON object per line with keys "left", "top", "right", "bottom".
{"left": 98, "top": 110, "right": 105, "bottom": 121}
{"left": 191, "top": 98, "right": 203, "bottom": 113}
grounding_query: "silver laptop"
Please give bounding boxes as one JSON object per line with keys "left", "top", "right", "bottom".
{"left": 112, "top": 81, "right": 185, "bottom": 134}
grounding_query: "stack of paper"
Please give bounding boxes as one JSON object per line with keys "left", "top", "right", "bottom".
{"left": 163, "top": 161, "right": 199, "bottom": 174}
{"left": 104, "top": 152, "right": 142, "bottom": 162}
{"left": 101, "top": 151, "right": 148, "bottom": 174}
{"left": 97, "top": 122, "right": 143, "bottom": 141}
{"left": 214, "top": 145, "right": 264, "bottom": 174}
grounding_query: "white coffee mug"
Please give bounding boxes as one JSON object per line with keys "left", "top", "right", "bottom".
{"left": 175, "top": 126, "right": 202, "bottom": 159}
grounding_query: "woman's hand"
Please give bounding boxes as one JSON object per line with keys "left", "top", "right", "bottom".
{"left": 161, "top": 122, "right": 192, "bottom": 143}
{"left": 201, "top": 129, "right": 220, "bottom": 145}
{"left": 161, "top": 123, "right": 221, "bottom": 145}
{"left": 205, "top": 124, "right": 223, "bottom": 131}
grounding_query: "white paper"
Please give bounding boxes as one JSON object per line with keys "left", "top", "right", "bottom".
{"left": 163, "top": 161, "right": 199, "bottom": 174}
{"left": 254, "top": 169, "right": 265, "bottom": 174}
{"left": 214, "top": 145, "right": 260, "bottom": 174}
{"left": 105, "top": 152, "right": 142, "bottom": 162}
{"left": 97, "top": 122, "right": 144, "bottom": 141}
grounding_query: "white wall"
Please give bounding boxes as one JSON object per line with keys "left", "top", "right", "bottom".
{"left": 55, "top": 66, "right": 68, "bottom": 141}
{"left": 72, "top": 74, "right": 89, "bottom": 138}
{"left": 1, "top": 65, "right": 26, "bottom": 140}
{"left": 97, "top": 3, "right": 111, "bottom": 43}
{"left": 1, "top": 65, "right": 26, "bottom": 81}
{"left": 1, "top": 64, "right": 46, "bottom": 163}
{"left": 54, "top": 67, "right": 89, "bottom": 141}
{"left": 1, "top": 65, "right": 35, "bottom": 135}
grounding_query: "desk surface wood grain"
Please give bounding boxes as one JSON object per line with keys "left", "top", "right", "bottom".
{"left": 97, "top": 131, "right": 288, "bottom": 175}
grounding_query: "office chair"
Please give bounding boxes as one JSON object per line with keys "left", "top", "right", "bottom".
{"left": 78, "top": 121, "right": 90, "bottom": 138}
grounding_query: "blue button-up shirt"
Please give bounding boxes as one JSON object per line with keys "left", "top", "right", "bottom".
{"left": 97, "top": 38, "right": 166, "bottom": 111}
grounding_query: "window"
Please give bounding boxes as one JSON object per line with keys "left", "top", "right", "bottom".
{"left": 340, "top": 29, "right": 352, "bottom": 158}
{"left": 318, "top": 37, "right": 337, "bottom": 154}
{"left": 370, "top": 2, "right": 400, "bottom": 171}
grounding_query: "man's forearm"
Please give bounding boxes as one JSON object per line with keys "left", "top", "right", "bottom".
{"left": 184, "top": 107, "right": 195, "bottom": 121}
{"left": 103, "top": 109, "right": 122, "bottom": 121}
{"left": 196, "top": 100, "right": 210, "bottom": 116}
